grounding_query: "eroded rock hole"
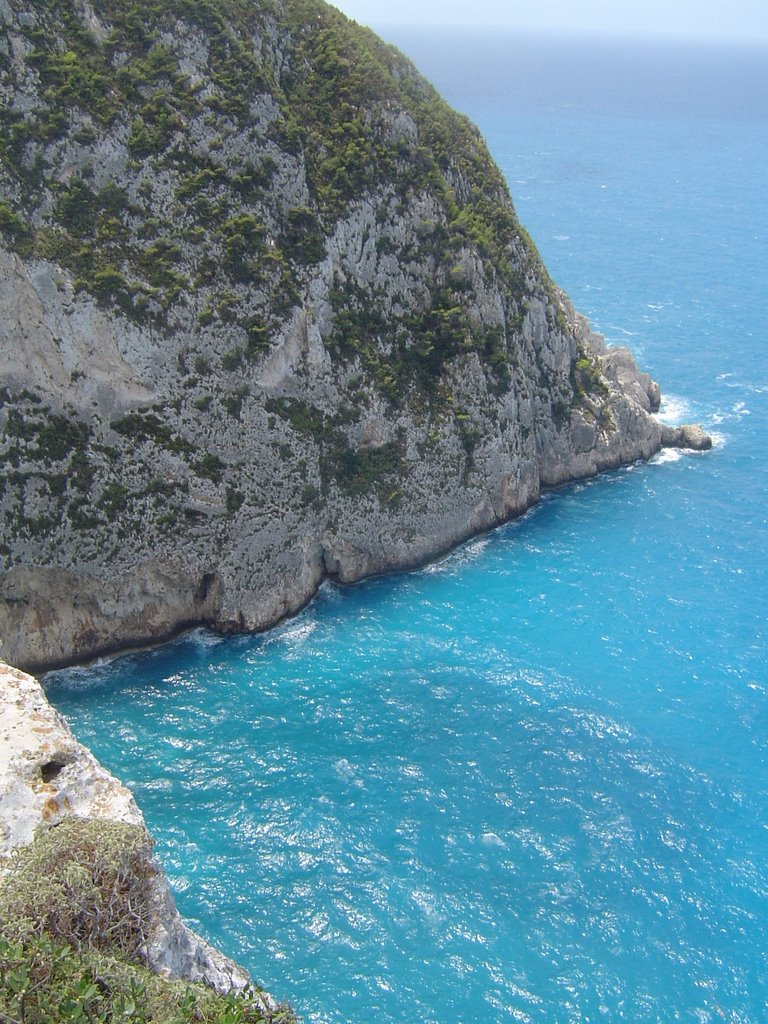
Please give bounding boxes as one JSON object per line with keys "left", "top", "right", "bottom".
{"left": 40, "top": 759, "right": 67, "bottom": 783}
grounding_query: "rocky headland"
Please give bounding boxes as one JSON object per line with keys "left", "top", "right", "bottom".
{"left": 0, "top": 0, "right": 709, "bottom": 674}
{"left": 0, "top": 657, "right": 298, "bottom": 1019}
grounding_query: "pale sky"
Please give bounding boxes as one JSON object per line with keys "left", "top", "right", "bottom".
{"left": 329, "top": 0, "right": 768, "bottom": 43}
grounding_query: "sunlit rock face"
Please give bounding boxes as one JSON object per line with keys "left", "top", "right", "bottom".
{"left": 0, "top": 659, "right": 252, "bottom": 995}
{"left": 0, "top": 0, "right": 691, "bottom": 670}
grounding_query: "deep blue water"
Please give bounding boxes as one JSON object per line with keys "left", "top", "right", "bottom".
{"left": 46, "top": 32, "right": 768, "bottom": 1024}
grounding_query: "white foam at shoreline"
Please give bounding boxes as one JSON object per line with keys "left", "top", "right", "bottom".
{"left": 709, "top": 430, "right": 727, "bottom": 449}
{"left": 656, "top": 393, "right": 692, "bottom": 425}
{"left": 651, "top": 448, "right": 684, "bottom": 465}
{"left": 421, "top": 537, "right": 490, "bottom": 575}
{"left": 277, "top": 620, "right": 317, "bottom": 645}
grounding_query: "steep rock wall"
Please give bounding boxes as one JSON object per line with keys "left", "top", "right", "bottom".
{"left": 0, "top": 0, "right": 695, "bottom": 670}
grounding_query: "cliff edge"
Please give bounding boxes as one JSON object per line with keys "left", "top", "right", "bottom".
{"left": 0, "top": 659, "right": 256, "bottom": 997}
{"left": 0, "top": 0, "right": 708, "bottom": 670}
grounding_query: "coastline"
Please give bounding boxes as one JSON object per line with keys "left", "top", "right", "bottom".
{"left": 33, "top": 416, "right": 709, "bottom": 678}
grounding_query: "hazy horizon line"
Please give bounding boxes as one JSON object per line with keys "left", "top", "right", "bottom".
{"left": 347, "top": 20, "right": 768, "bottom": 49}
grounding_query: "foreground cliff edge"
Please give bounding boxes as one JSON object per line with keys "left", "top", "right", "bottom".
{"left": 0, "top": 0, "right": 710, "bottom": 672}
{"left": 0, "top": 659, "right": 297, "bottom": 1019}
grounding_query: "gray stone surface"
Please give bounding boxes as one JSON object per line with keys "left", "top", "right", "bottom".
{"left": 661, "top": 423, "right": 713, "bottom": 451}
{"left": 0, "top": 251, "right": 678, "bottom": 672}
{"left": 0, "top": 2, "right": 709, "bottom": 672}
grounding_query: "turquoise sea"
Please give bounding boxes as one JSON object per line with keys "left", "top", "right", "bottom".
{"left": 46, "top": 30, "right": 768, "bottom": 1024}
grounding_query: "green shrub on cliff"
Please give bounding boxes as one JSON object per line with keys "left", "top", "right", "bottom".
{"left": 0, "top": 0, "right": 551, "bottom": 387}
{"left": 0, "top": 818, "right": 295, "bottom": 1024}
{"left": 572, "top": 351, "right": 609, "bottom": 401}
{"left": 0, "top": 201, "right": 32, "bottom": 254}
{"left": 0, "top": 934, "right": 295, "bottom": 1023}
{"left": 0, "top": 818, "right": 156, "bottom": 955}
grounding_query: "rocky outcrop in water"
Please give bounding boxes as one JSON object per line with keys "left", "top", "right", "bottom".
{"left": 660, "top": 423, "right": 713, "bottom": 451}
{"left": 0, "top": 0, "right": 709, "bottom": 671}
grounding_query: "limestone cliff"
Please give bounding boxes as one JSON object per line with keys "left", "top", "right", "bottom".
{"left": 0, "top": 658, "right": 257, "bottom": 997}
{"left": 0, "top": 0, "right": 702, "bottom": 671}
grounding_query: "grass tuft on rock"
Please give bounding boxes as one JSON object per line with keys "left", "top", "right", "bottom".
{"left": 0, "top": 818, "right": 296, "bottom": 1024}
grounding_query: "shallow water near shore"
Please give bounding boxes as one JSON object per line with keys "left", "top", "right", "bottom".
{"left": 47, "top": 31, "right": 768, "bottom": 1024}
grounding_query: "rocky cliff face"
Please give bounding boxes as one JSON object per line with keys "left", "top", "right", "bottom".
{"left": 0, "top": 0, "right": 688, "bottom": 671}
{"left": 0, "top": 658, "right": 255, "bottom": 996}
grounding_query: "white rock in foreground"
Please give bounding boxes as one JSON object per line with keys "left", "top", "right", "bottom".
{"left": 0, "top": 659, "right": 254, "bottom": 997}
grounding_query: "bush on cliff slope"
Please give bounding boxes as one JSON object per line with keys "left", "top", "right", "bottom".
{"left": 0, "top": 818, "right": 295, "bottom": 1023}
{"left": 0, "top": 0, "right": 545, "bottom": 370}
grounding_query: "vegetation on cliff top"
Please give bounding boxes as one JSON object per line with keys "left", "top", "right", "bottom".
{"left": 0, "top": 817, "right": 296, "bottom": 1023}
{"left": 0, "top": 0, "right": 546, "bottom": 364}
